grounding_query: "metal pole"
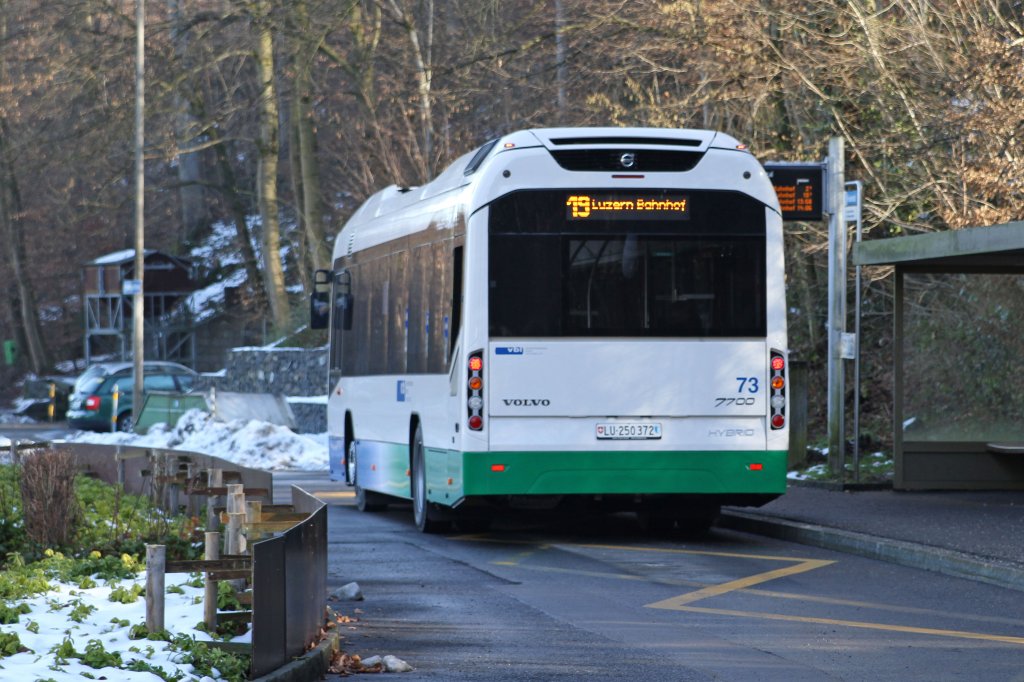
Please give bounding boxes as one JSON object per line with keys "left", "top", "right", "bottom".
{"left": 850, "top": 181, "right": 864, "bottom": 483}
{"left": 826, "top": 137, "right": 846, "bottom": 478}
{"left": 132, "top": 0, "right": 145, "bottom": 429}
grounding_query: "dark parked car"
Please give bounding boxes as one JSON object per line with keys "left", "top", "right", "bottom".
{"left": 66, "top": 361, "right": 198, "bottom": 432}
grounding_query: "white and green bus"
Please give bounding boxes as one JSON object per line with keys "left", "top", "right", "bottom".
{"left": 311, "top": 127, "right": 789, "bottom": 532}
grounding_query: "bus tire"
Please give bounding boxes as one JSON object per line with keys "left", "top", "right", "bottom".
{"left": 412, "top": 423, "right": 450, "bottom": 533}
{"left": 351, "top": 439, "right": 388, "bottom": 512}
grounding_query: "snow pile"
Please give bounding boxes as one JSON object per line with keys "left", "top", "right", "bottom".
{"left": 67, "top": 410, "right": 328, "bottom": 471}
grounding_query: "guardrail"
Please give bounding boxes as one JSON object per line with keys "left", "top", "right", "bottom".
{"left": 145, "top": 484, "right": 327, "bottom": 678}
{"left": 251, "top": 486, "right": 327, "bottom": 677}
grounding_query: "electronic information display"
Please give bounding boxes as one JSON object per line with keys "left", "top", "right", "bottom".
{"left": 566, "top": 194, "right": 690, "bottom": 221}
{"left": 763, "top": 162, "right": 824, "bottom": 221}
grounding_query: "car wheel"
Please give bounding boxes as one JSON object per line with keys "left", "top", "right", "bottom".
{"left": 116, "top": 412, "right": 134, "bottom": 433}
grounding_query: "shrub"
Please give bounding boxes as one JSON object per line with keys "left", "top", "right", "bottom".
{"left": 18, "top": 449, "right": 80, "bottom": 550}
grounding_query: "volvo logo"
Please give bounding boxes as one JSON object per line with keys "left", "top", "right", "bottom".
{"left": 619, "top": 152, "right": 637, "bottom": 169}
{"left": 503, "top": 399, "right": 551, "bottom": 407}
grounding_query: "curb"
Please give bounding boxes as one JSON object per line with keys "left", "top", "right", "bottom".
{"left": 718, "top": 510, "right": 1024, "bottom": 594}
{"left": 251, "top": 632, "right": 340, "bottom": 682}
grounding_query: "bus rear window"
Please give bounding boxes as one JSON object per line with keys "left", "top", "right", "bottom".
{"left": 488, "top": 190, "right": 767, "bottom": 338}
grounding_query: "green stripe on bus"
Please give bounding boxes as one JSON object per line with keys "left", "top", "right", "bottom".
{"left": 458, "top": 450, "right": 787, "bottom": 496}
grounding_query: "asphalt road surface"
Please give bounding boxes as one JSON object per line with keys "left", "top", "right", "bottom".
{"left": 290, "top": 483, "right": 1024, "bottom": 681}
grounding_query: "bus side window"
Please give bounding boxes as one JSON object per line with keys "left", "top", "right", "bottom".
{"left": 449, "top": 245, "right": 463, "bottom": 363}
{"left": 334, "top": 270, "right": 354, "bottom": 331}
{"left": 310, "top": 269, "right": 331, "bottom": 329}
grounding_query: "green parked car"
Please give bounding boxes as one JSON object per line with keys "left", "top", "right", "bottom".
{"left": 66, "top": 361, "right": 198, "bottom": 432}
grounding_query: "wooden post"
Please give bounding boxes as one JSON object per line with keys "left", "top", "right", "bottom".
{"left": 206, "top": 468, "right": 222, "bottom": 531}
{"left": 186, "top": 463, "right": 197, "bottom": 517}
{"left": 225, "top": 485, "right": 245, "bottom": 555}
{"left": 245, "top": 500, "right": 262, "bottom": 523}
{"left": 246, "top": 500, "right": 263, "bottom": 542}
{"left": 204, "top": 531, "right": 220, "bottom": 631}
{"left": 146, "top": 544, "right": 165, "bottom": 633}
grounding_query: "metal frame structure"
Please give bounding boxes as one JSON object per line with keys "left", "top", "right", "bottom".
{"left": 853, "top": 221, "right": 1024, "bottom": 490}
{"left": 83, "top": 250, "right": 197, "bottom": 367}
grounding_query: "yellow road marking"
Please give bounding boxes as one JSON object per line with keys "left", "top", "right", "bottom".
{"left": 494, "top": 544, "right": 551, "bottom": 567}
{"left": 455, "top": 535, "right": 1024, "bottom": 646}
{"left": 646, "top": 559, "right": 834, "bottom": 609}
{"left": 673, "top": 605, "right": 1024, "bottom": 646}
{"left": 573, "top": 541, "right": 814, "bottom": 563}
{"left": 312, "top": 490, "right": 355, "bottom": 500}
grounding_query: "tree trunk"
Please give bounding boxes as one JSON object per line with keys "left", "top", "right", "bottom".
{"left": 211, "top": 129, "right": 267, "bottom": 314}
{"left": 291, "top": 0, "right": 329, "bottom": 275}
{"left": 169, "top": 0, "right": 209, "bottom": 245}
{"left": 382, "top": 0, "right": 434, "bottom": 180}
{"left": 254, "top": 0, "right": 289, "bottom": 333}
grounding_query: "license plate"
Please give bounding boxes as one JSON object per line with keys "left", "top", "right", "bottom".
{"left": 596, "top": 422, "right": 662, "bottom": 440}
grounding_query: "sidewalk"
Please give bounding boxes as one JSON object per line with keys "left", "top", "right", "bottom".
{"left": 720, "top": 483, "right": 1024, "bottom": 592}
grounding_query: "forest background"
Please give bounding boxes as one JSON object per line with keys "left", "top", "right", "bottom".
{"left": 0, "top": 0, "right": 1022, "bottom": 451}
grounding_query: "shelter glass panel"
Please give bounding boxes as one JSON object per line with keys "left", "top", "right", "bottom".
{"left": 902, "top": 273, "right": 1024, "bottom": 442}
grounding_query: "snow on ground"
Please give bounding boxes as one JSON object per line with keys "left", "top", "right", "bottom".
{"left": 1, "top": 564, "right": 245, "bottom": 682}
{"left": 64, "top": 409, "right": 329, "bottom": 471}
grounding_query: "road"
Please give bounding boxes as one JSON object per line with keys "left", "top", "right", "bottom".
{"left": 0, "top": 420, "right": 76, "bottom": 445}
{"left": 295, "top": 487, "right": 1024, "bottom": 681}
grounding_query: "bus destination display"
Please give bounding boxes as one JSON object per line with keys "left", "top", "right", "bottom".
{"left": 566, "top": 194, "right": 690, "bottom": 221}
{"left": 762, "top": 162, "right": 824, "bottom": 221}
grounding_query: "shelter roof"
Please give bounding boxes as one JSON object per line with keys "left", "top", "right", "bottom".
{"left": 852, "top": 221, "right": 1024, "bottom": 273}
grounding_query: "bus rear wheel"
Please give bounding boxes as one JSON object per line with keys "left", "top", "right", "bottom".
{"left": 350, "top": 439, "right": 388, "bottom": 512}
{"left": 411, "top": 424, "right": 450, "bottom": 533}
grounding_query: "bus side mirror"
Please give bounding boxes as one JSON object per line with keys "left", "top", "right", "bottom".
{"left": 310, "top": 269, "right": 331, "bottom": 330}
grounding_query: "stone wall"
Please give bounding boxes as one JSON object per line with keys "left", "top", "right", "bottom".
{"left": 197, "top": 347, "right": 328, "bottom": 433}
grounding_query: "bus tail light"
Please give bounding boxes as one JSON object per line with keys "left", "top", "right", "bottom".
{"left": 769, "top": 349, "right": 786, "bottom": 430}
{"left": 468, "top": 350, "right": 484, "bottom": 431}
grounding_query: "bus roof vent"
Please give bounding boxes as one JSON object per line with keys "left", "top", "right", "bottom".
{"left": 550, "top": 135, "right": 703, "bottom": 147}
{"left": 548, "top": 148, "right": 704, "bottom": 172}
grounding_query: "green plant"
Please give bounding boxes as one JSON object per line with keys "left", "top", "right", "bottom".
{"left": 69, "top": 599, "right": 96, "bottom": 623}
{"left": 0, "top": 630, "right": 27, "bottom": 657}
{"left": 108, "top": 583, "right": 144, "bottom": 604}
{"left": 51, "top": 637, "right": 77, "bottom": 665}
{"left": 0, "top": 563, "right": 52, "bottom": 600}
{"left": 0, "top": 601, "right": 31, "bottom": 624}
{"left": 80, "top": 638, "right": 122, "bottom": 669}
{"left": 168, "top": 635, "right": 249, "bottom": 682}
{"left": 126, "top": 658, "right": 183, "bottom": 682}
{"left": 216, "top": 580, "right": 243, "bottom": 611}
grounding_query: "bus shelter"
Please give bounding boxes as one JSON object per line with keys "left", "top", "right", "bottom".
{"left": 853, "top": 221, "right": 1024, "bottom": 490}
